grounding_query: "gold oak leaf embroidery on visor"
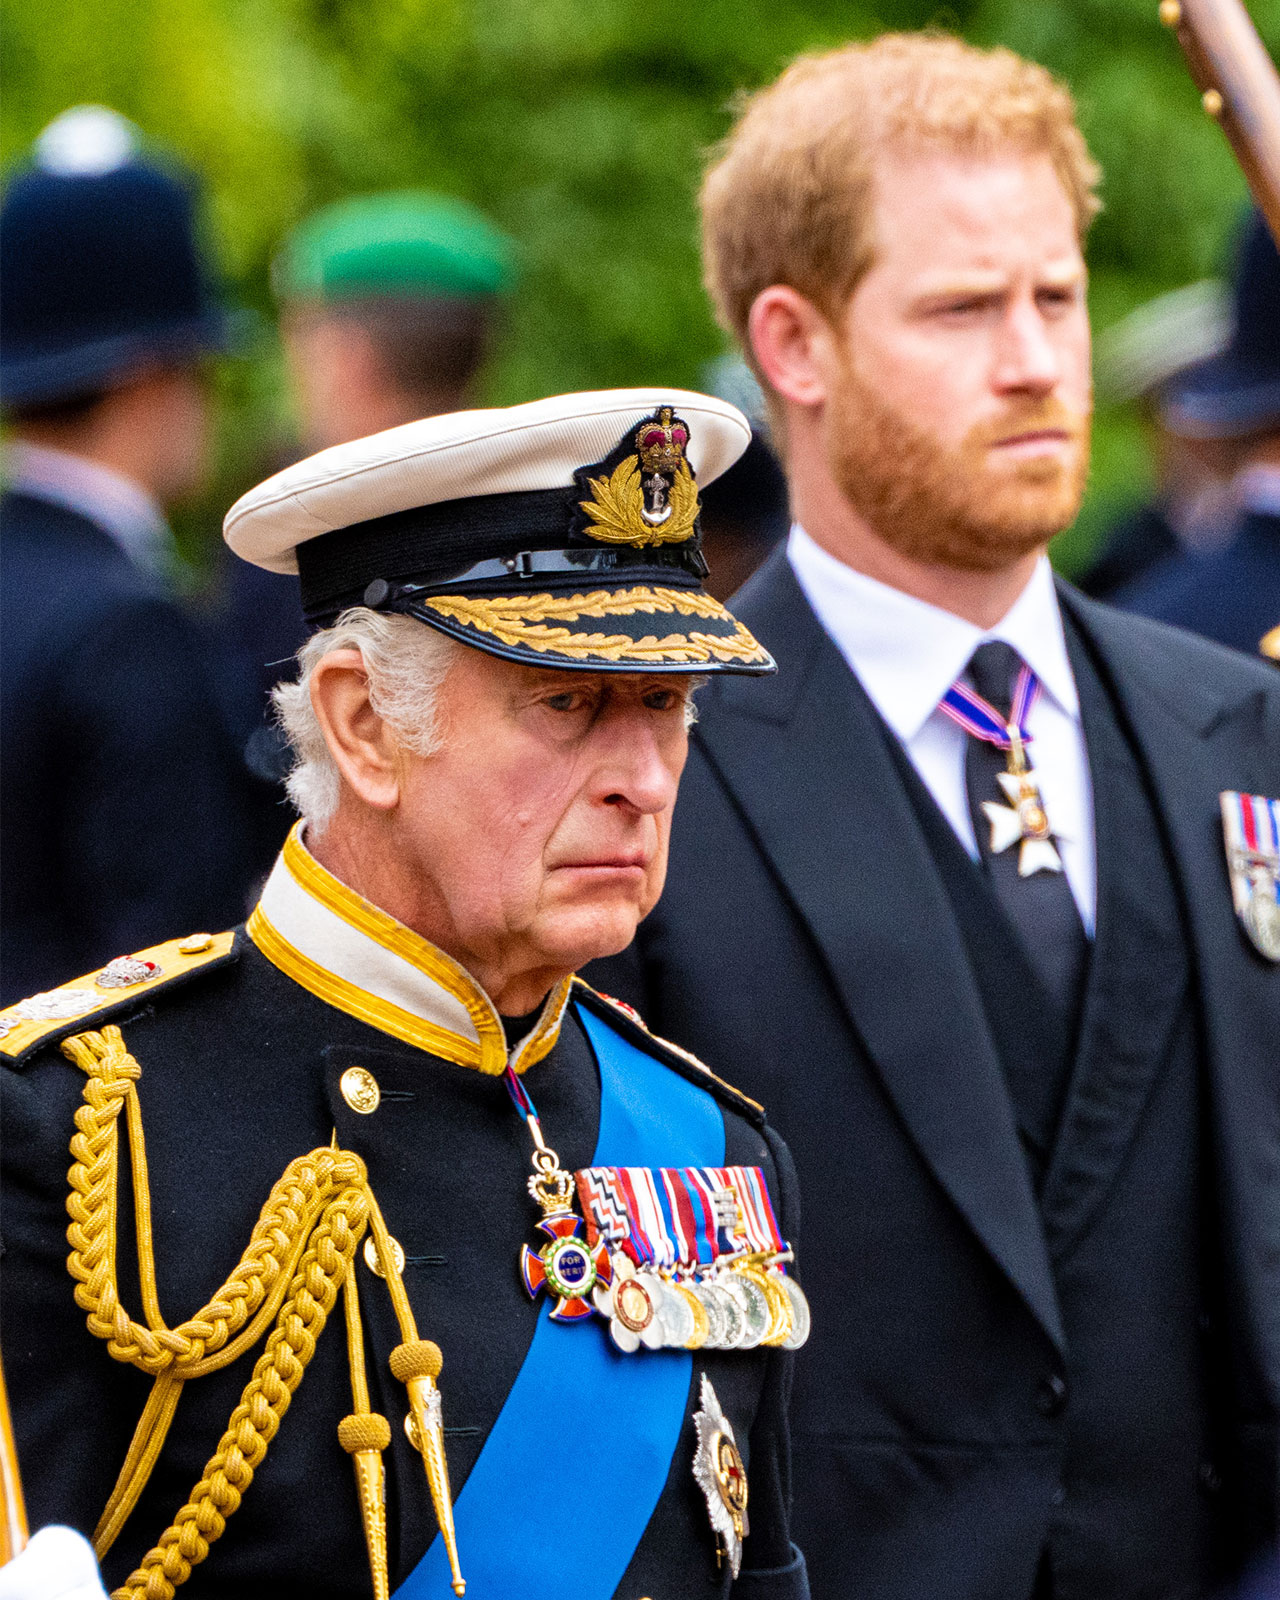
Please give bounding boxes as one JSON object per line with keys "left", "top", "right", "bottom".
{"left": 420, "top": 586, "right": 770, "bottom": 665}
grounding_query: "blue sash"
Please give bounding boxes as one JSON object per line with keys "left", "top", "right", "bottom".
{"left": 394, "top": 1000, "right": 725, "bottom": 1599}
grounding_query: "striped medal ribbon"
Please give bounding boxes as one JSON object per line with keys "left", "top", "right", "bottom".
{"left": 1220, "top": 790, "right": 1280, "bottom": 961}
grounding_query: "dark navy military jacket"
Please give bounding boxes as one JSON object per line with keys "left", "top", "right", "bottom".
{"left": 1, "top": 921, "right": 808, "bottom": 1600}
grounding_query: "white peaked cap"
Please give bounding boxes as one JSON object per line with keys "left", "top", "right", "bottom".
{"left": 225, "top": 387, "right": 752, "bottom": 575}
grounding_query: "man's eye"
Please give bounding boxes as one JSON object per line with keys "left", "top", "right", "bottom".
{"left": 544, "top": 692, "right": 581, "bottom": 712}
{"left": 936, "top": 298, "right": 994, "bottom": 320}
{"left": 643, "top": 689, "right": 681, "bottom": 711}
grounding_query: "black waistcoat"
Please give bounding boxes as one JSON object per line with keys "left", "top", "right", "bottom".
{"left": 878, "top": 624, "right": 1229, "bottom": 1599}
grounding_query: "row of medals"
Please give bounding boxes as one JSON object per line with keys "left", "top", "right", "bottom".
{"left": 595, "top": 1252, "right": 810, "bottom": 1355}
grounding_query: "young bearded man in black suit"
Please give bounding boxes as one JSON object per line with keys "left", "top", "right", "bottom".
{"left": 588, "top": 34, "right": 1280, "bottom": 1600}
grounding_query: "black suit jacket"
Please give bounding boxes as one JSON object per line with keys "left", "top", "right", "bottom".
{"left": 588, "top": 548, "right": 1280, "bottom": 1598}
{"left": 0, "top": 490, "right": 265, "bottom": 1002}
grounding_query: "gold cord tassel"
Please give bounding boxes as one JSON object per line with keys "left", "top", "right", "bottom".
{"left": 339, "top": 1265, "right": 391, "bottom": 1600}
{"left": 337, "top": 1415, "right": 392, "bottom": 1600}
{"left": 390, "top": 1342, "right": 464, "bottom": 1596}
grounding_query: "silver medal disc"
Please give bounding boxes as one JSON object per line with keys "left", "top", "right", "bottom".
{"left": 723, "top": 1273, "right": 770, "bottom": 1349}
{"left": 658, "top": 1280, "right": 696, "bottom": 1348}
{"left": 1244, "top": 880, "right": 1280, "bottom": 962}
{"left": 708, "top": 1281, "right": 746, "bottom": 1350}
{"left": 693, "top": 1282, "right": 728, "bottom": 1348}
{"left": 780, "top": 1276, "right": 812, "bottom": 1350}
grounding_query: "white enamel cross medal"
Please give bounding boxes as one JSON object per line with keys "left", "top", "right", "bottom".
{"left": 979, "top": 728, "right": 1064, "bottom": 878}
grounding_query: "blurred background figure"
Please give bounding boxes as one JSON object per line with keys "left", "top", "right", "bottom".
{"left": 0, "top": 106, "right": 261, "bottom": 1005}
{"left": 1078, "top": 278, "right": 1234, "bottom": 599}
{"left": 277, "top": 189, "right": 516, "bottom": 454}
{"left": 697, "top": 354, "right": 789, "bottom": 600}
{"left": 1114, "top": 210, "right": 1280, "bottom": 656}
{"left": 217, "top": 189, "right": 516, "bottom": 799}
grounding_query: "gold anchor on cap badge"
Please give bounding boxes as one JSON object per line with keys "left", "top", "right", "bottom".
{"left": 578, "top": 406, "right": 700, "bottom": 548}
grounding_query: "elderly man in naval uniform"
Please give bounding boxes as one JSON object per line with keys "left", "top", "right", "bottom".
{"left": 0, "top": 390, "right": 810, "bottom": 1600}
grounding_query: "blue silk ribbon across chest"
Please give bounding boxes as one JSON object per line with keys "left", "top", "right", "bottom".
{"left": 393, "top": 1001, "right": 726, "bottom": 1599}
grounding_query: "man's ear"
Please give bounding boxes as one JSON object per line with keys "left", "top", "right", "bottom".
{"left": 747, "top": 286, "right": 842, "bottom": 409}
{"left": 309, "top": 649, "right": 402, "bottom": 811}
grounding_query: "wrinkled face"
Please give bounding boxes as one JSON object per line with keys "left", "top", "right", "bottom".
{"left": 394, "top": 650, "right": 694, "bottom": 992}
{"left": 827, "top": 148, "right": 1092, "bottom": 570}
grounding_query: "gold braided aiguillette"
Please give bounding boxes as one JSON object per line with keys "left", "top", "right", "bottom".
{"left": 60, "top": 1024, "right": 464, "bottom": 1599}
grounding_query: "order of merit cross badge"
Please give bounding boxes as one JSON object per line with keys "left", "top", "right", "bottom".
{"left": 693, "top": 1374, "right": 750, "bottom": 1578}
{"left": 939, "top": 661, "right": 1064, "bottom": 877}
{"left": 1220, "top": 790, "right": 1280, "bottom": 961}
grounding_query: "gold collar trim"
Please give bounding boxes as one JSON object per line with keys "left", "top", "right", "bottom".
{"left": 248, "top": 824, "right": 571, "bottom": 1074}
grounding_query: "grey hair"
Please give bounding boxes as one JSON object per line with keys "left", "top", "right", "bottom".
{"left": 272, "top": 607, "right": 461, "bottom": 830}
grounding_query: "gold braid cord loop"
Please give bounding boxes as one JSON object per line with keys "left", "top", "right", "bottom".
{"left": 112, "top": 1188, "right": 367, "bottom": 1600}
{"left": 65, "top": 1027, "right": 364, "bottom": 1378}
{"left": 58, "top": 1026, "right": 464, "bottom": 1599}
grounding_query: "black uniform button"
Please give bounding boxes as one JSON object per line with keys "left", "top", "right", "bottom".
{"left": 1198, "top": 1461, "right": 1223, "bottom": 1495}
{"left": 1051, "top": 1485, "right": 1066, "bottom": 1507}
{"left": 1036, "top": 1374, "right": 1068, "bottom": 1417}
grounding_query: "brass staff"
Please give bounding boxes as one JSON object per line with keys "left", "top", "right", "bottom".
{"left": 1160, "top": 0, "right": 1280, "bottom": 246}
{"left": 0, "top": 1352, "right": 29, "bottom": 1566}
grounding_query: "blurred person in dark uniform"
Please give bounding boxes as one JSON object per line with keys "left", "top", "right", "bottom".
{"left": 1078, "top": 279, "right": 1234, "bottom": 599}
{"left": 588, "top": 36, "right": 1280, "bottom": 1600}
{"left": 219, "top": 191, "right": 516, "bottom": 801}
{"left": 0, "top": 107, "right": 259, "bottom": 1006}
{"left": 1116, "top": 211, "right": 1280, "bottom": 656}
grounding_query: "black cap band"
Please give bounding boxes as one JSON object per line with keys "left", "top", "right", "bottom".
{"left": 296, "top": 483, "right": 707, "bottom": 624}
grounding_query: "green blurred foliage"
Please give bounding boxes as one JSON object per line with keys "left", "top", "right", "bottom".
{"left": 4, "top": 0, "right": 1279, "bottom": 575}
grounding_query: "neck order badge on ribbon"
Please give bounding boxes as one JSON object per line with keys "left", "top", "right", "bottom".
{"left": 940, "top": 663, "right": 1064, "bottom": 877}
{"left": 1220, "top": 790, "right": 1280, "bottom": 961}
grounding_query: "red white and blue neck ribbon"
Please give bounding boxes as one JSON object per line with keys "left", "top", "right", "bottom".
{"left": 939, "top": 660, "right": 1040, "bottom": 751}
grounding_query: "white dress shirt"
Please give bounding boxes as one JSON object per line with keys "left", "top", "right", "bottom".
{"left": 788, "top": 524, "right": 1097, "bottom": 932}
{"left": 4, "top": 440, "right": 175, "bottom": 581}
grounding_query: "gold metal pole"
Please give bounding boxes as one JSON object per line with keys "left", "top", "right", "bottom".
{"left": 0, "top": 1352, "right": 29, "bottom": 1565}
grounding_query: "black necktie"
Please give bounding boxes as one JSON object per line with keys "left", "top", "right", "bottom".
{"left": 963, "top": 641, "right": 1089, "bottom": 1025}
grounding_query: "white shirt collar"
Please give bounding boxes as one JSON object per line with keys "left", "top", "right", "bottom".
{"left": 4, "top": 440, "right": 175, "bottom": 579}
{"left": 787, "top": 522, "right": 1079, "bottom": 741}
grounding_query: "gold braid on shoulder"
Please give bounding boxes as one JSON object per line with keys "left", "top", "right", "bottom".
{"left": 61, "top": 1025, "right": 467, "bottom": 1599}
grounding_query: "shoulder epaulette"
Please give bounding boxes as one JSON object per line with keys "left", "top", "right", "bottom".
{"left": 572, "top": 978, "right": 765, "bottom": 1121}
{"left": 0, "top": 930, "right": 239, "bottom": 1066}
